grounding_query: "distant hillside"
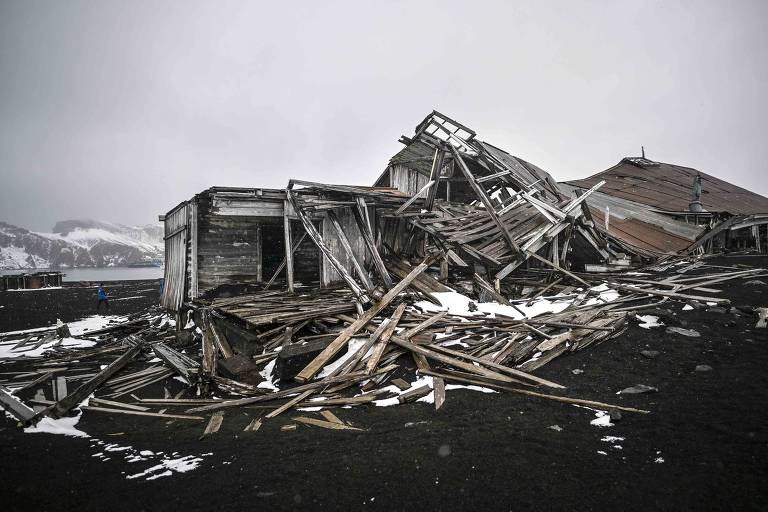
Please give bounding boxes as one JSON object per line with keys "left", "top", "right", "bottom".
{"left": 0, "top": 219, "right": 163, "bottom": 270}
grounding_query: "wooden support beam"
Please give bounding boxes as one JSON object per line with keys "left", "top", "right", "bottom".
{"left": 265, "top": 232, "right": 307, "bottom": 290}
{"left": 283, "top": 206, "right": 294, "bottom": 292}
{"left": 394, "top": 180, "right": 436, "bottom": 216}
{"left": 353, "top": 196, "right": 394, "bottom": 289}
{"left": 424, "top": 148, "right": 446, "bottom": 211}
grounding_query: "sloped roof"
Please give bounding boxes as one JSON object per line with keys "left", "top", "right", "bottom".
{"left": 566, "top": 157, "right": 768, "bottom": 215}
{"left": 560, "top": 183, "right": 706, "bottom": 257}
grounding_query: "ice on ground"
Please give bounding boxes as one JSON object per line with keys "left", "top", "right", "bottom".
{"left": 601, "top": 436, "right": 625, "bottom": 443}
{"left": 636, "top": 315, "right": 663, "bottom": 329}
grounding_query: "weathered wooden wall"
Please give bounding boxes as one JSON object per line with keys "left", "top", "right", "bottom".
{"left": 195, "top": 191, "right": 285, "bottom": 295}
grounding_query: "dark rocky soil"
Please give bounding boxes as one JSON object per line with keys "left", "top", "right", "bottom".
{"left": 0, "top": 280, "right": 160, "bottom": 331}
{"left": 1, "top": 256, "right": 767, "bottom": 511}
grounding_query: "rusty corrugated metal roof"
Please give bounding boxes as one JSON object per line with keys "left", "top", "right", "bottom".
{"left": 566, "top": 158, "right": 768, "bottom": 215}
{"left": 560, "top": 183, "right": 707, "bottom": 257}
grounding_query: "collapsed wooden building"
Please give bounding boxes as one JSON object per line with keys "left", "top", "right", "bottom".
{"left": 6, "top": 112, "right": 767, "bottom": 432}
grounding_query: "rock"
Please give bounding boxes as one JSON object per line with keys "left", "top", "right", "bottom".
{"left": 640, "top": 350, "right": 660, "bottom": 359}
{"left": 666, "top": 326, "right": 701, "bottom": 337}
{"left": 707, "top": 306, "right": 728, "bottom": 314}
{"left": 609, "top": 409, "right": 622, "bottom": 421}
{"left": 619, "top": 384, "right": 658, "bottom": 394}
{"left": 571, "top": 368, "right": 584, "bottom": 375}
{"left": 548, "top": 425, "right": 563, "bottom": 432}
{"left": 695, "top": 364, "right": 713, "bottom": 372}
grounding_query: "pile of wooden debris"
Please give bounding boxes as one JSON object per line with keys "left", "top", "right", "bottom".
{"left": 3, "top": 258, "right": 765, "bottom": 434}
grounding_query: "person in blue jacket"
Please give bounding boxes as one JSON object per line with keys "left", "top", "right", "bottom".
{"left": 97, "top": 283, "right": 110, "bottom": 312}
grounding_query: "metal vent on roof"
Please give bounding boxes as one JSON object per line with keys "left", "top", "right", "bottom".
{"left": 624, "top": 157, "right": 660, "bottom": 167}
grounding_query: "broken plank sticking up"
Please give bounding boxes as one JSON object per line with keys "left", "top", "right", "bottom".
{"left": 41, "top": 337, "right": 145, "bottom": 420}
{"left": 0, "top": 386, "right": 35, "bottom": 422}
{"left": 294, "top": 263, "right": 429, "bottom": 383}
{"left": 200, "top": 411, "right": 224, "bottom": 439}
{"left": 433, "top": 377, "right": 446, "bottom": 410}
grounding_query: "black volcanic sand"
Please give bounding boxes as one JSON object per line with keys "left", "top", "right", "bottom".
{"left": 0, "top": 280, "right": 161, "bottom": 332}
{"left": 1, "top": 256, "right": 767, "bottom": 511}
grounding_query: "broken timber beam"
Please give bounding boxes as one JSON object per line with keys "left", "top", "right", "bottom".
{"left": 294, "top": 262, "right": 429, "bottom": 383}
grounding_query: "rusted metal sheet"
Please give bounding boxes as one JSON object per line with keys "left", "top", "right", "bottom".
{"left": 567, "top": 158, "right": 768, "bottom": 215}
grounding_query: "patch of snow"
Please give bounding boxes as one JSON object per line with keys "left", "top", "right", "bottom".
{"left": 637, "top": 315, "right": 663, "bottom": 329}
{"left": 257, "top": 359, "right": 278, "bottom": 391}
{"left": 590, "top": 410, "right": 614, "bottom": 428}
{"left": 682, "top": 304, "right": 694, "bottom": 311}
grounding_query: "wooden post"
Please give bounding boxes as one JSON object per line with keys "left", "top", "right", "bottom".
{"left": 424, "top": 148, "right": 445, "bottom": 211}
{"left": 255, "top": 224, "right": 263, "bottom": 282}
{"left": 353, "top": 196, "right": 394, "bottom": 289}
{"left": 283, "top": 201, "right": 294, "bottom": 293}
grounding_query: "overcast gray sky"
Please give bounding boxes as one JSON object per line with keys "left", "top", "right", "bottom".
{"left": 1, "top": 0, "right": 766, "bottom": 231}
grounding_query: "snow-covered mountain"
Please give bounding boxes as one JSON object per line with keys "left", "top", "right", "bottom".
{"left": 0, "top": 219, "right": 163, "bottom": 270}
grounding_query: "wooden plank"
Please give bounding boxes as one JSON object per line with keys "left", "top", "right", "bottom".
{"left": 0, "top": 386, "right": 35, "bottom": 422}
{"left": 424, "top": 148, "right": 445, "bottom": 211}
{"left": 244, "top": 417, "right": 262, "bottom": 432}
{"left": 284, "top": 203, "right": 294, "bottom": 292}
{"left": 365, "top": 304, "right": 407, "bottom": 373}
{"left": 433, "top": 377, "right": 446, "bottom": 410}
{"left": 201, "top": 411, "right": 224, "bottom": 438}
{"left": 422, "top": 369, "right": 649, "bottom": 414}
{"left": 187, "top": 364, "right": 398, "bottom": 413}
{"left": 265, "top": 389, "right": 315, "bottom": 419}
{"left": 82, "top": 406, "right": 204, "bottom": 421}
{"left": 397, "top": 384, "right": 432, "bottom": 403}
{"left": 294, "top": 263, "right": 428, "bottom": 383}
{"left": 394, "top": 180, "right": 436, "bottom": 215}
{"left": 42, "top": 338, "right": 144, "bottom": 420}
{"left": 293, "top": 416, "right": 363, "bottom": 431}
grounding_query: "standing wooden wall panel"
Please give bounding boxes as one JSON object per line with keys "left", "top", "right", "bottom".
{"left": 161, "top": 203, "right": 189, "bottom": 311}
